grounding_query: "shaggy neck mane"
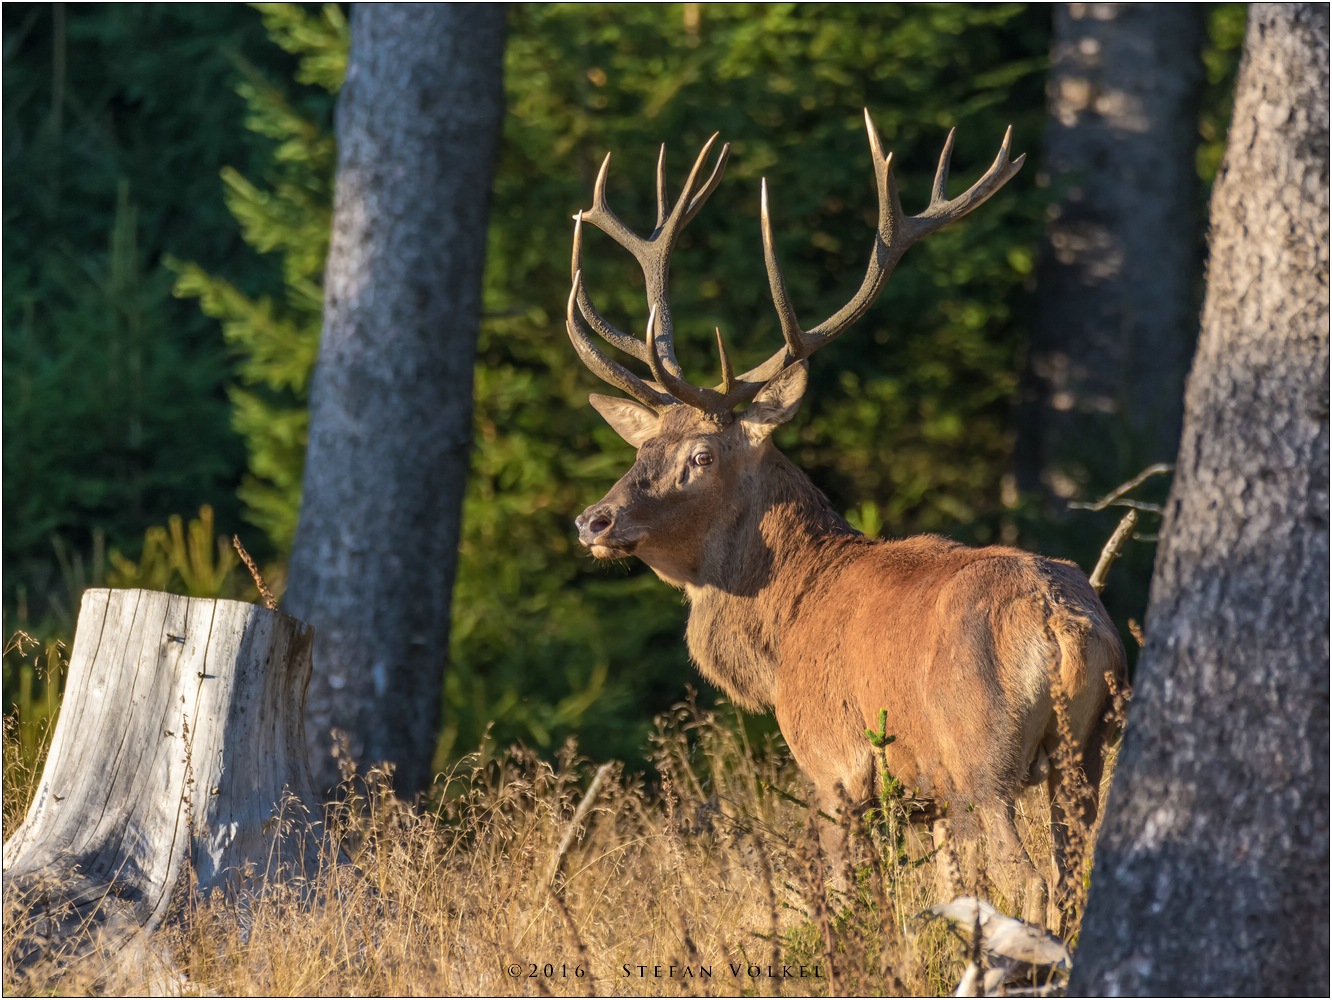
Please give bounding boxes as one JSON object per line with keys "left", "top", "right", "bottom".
{"left": 683, "top": 448, "right": 869, "bottom": 711}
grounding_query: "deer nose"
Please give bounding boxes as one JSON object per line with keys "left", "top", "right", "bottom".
{"left": 575, "top": 506, "right": 615, "bottom": 546}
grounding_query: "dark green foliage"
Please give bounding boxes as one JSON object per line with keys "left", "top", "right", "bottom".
{"left": 3, "top": 185, "right": 241, "bottom": 615}
{"left": 169, "top": 2, "right": 344, "bottom": 552}
{"left": 1199, "top": 4, "right": 1249, "bottom": 184}
{"left": 2, "top": 4, "right": 293, "bottom": 616}
{"left": 6, "top": 187, "right": 226, "bottom": 543}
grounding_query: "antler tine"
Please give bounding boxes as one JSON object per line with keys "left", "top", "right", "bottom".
{"left": 584, "top": 152, "right": 649, "bottom": 266}
{"left": 567, "top": 271, "right": 671, "bottom": 411}
{"left": 655, "top": 145, "right": 669, "bottom": 230}
{"left": 645, "top": 306, "right": 719, "bottom": 412}
{"left": 760, "top": 178, "right": 809, "bottom": 360}
{"left": 652, "top": 137, "right": 731, "bottom": 231}
{"left": 580, "top": 136, "right": 730, "bottom": 265}
{"left": 731, "top": 112, "right": 1025, "bottom": 405}
{"left": 681, "top": 135, "right": 731, "bottom": 225}
{"left": 864, "top": 108, "right": 907, "bottom": 251}
{"left": 930, "top": 127, "right": 957, "bottom": 207}
{"left": 570, "top": 212, "right": 650, "bottom": 363}
{"left": 715, "top": 327, "right": 736, "bottom": 398}
{"left": 915, "top": 124, "right": 1025, "bottom": 229}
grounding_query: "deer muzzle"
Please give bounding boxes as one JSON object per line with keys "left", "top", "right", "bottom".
{"left": 575, "top": 504, "right": 643, "bottom": 556}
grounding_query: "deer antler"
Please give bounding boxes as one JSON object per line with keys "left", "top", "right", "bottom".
{"left": 566, "top": 111, "right": 1025, "bottom": 414}
{"left": 566, "top": 135, "right": 734, "bottom": 412}
{"left": 734, "top": 111, "right": 1025, "bottom": 399}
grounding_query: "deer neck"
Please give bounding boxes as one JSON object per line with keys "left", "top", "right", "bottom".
{"left": 682, "top": 449, "right": 866, "bottom": 711}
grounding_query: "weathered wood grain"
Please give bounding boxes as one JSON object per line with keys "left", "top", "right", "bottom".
{"left": 3, "top": 588, "right": 324, "bottom": 976}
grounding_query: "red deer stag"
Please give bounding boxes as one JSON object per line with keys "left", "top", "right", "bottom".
{"left": 567, "top": 112, "right": 1125, "bottom": 900}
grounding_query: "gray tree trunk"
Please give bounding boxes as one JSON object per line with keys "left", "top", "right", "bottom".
{"left": 2, "top": 589, "right": 323, "bottom": 983}
{"left": 1016, "top": 3, "right": 1205, "bottom": 507}
{"left": 1072, "top": 5, "right": 1329, "bottom": 994}
{"left": 284, "top": 5, "right": 507, "bottom": 795}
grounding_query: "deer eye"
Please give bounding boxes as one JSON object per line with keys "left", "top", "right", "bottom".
{"left": 690, "top": 450, "right": 714, "bottom": 468}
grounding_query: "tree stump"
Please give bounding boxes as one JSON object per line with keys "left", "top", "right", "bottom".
{"left": 3, "top": 588, "right": 325, "bottom": 978}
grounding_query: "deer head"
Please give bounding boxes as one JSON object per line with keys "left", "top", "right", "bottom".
{"left": 570, "top": 111, "right": 1024, "bottom": 587}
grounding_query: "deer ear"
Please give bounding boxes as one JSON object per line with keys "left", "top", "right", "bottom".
{"left": 739, "top": 361, "right": 808, "bottom": 444}
{"left": 589, "top": 394, "right": 660, "bottom": 448}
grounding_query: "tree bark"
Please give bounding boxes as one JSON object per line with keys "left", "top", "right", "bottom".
{"left": 1072, "top": 5, "right": 1329, "bottom": 994}
{"left": 284, "top": 5, "right": 507, "bottom": 794}
{"left": 2, "top": 589, "right": 322, "bottom": 980}
{"left": 1017, "top": 3, "right": 1205, "bottom": 507}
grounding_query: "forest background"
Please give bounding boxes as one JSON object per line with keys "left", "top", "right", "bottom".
{"left": 2, "top": 3, "right": 1244, "bottom": 775}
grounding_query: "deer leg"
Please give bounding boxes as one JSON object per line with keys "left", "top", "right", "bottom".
{"left": 931, "top": 818, "right": 961, "bottom": 899}
{"left": 816, "top": 803, "right": 851, "bottom": 896}
{"left": 936, "top": 808, "right": 983, "bottom": 892}
{"left": 808, "top": 747, "right": 878, "bottom": 897}
{"left": 978, "top": 801, "right": 1045, "bottom": 924}
{"left": 814, "top": 779, "right": 868, "bottom": 898}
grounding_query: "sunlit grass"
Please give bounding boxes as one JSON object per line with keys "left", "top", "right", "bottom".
{"left": 1, "top": 631, "right": 64, "bottom": 835}
{"left": 2, "top": 680, "right": 1120, "bottom": 996}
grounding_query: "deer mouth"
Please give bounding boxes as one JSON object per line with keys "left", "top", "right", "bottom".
{"left": 583, "top": 525, "right": 647, "bottom": 559}
{"left": 588, "top": 542, "right": 634, "bottom": 559}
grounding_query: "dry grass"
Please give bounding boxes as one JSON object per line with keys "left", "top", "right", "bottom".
{"left": 2, "top": 631, "right": 63, "bottom": 835}
{"left": 2, "top": 690, "right": 1126, "bottom": 997}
